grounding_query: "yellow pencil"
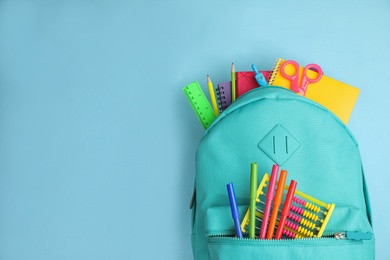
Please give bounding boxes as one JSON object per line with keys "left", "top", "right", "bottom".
{"left": 207, "top": 75, "right": 219, "bottom": 116}
{"left": 231, "top": 63, "right": 236, "bottom": 102}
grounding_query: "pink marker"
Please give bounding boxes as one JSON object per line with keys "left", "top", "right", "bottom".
{"left": 259, "top": 164, "right": 279, "bottom": 239}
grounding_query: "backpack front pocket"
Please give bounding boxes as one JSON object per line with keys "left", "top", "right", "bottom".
{"left": 205, "top": 205, "right": 374, "bottom": 260}
{"left": 207, "top": 235, "right": 371, "bottom": 260}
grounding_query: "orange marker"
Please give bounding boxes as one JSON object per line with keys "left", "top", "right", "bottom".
{"left": 266, "top": 169, "right": 288, "bottom": 239}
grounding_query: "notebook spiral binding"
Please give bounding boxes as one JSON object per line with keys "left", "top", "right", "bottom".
{"left": 216, "top": 81, "right": 231, "bottom": 112}
{"left": 268, "top": 58, "right": 283, "bottom": 85}
{"left": 216, "top": 86, "right": 224, "bottom": 112}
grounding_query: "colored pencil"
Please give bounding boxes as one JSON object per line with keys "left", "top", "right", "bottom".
{"left": 231, "top": 63, "right": 236, "bottom": 102}
{"left": 207, "top": 75, "right": 219, "bottom": 116}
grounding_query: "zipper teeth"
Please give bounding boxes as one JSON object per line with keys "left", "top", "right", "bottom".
{"left": 209, "top": 233, "right": 338, "bottom": 241}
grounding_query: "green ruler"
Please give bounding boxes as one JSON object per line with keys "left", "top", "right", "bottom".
{"left": 183, "top": 81, "right": 217, "bottom": 129}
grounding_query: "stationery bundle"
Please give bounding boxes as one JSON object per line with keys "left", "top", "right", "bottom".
{"left": 183, "top": 58, "right": 360, "bottom": 127}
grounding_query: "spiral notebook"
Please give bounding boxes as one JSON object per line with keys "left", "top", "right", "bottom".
{"left": 216, "top": 81, "right": 232, "bottom": 112}
{"left": 236, "top": 70, "right": 272, "bottom": 98}
{"left": 216, "top": 70, "right": 272, "bottom": 112}
{"left": 269, "top": 58, "right": 360, "bottom": 124}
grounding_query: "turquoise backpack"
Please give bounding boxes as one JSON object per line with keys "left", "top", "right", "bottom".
{"left": 190, "top": 86, "right": 374, "bottom": 259}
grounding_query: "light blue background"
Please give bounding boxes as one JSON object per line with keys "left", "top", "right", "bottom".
{"left": 0, "top": 1, "right": 389, "bottom": 259}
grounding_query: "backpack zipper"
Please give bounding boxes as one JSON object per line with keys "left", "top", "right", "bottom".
{"left": 209, "top": 231, "right": 373, "bottom": 241}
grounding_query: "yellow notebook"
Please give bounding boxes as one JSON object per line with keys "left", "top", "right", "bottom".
{"left": 269, "top": 58, "right": 360, "bottom": 124}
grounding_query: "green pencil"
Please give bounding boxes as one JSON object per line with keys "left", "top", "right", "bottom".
{"left": 249, "top": 162, "right": 258, "bottom": 239}
{"left": 231, "top": 63, "right": 236, "bottom": 102}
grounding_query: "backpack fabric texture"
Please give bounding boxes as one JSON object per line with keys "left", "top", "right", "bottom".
{"left": 191, "top": 86, "right": 374, "bottom": 260}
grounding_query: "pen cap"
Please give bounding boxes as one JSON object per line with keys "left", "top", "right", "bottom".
{"left": 226, "top": 182, "right": 239, "bottom": 219}
{"left": 266, "top": 164, "right": 279, "bottom": 200}
{"left": 282, "top": 180, "right": 297, "bottom": 215}
{"left": 250, "top": 163, "right": 258, "bottom": 199}
{"left": 274, "top": 170, "right": 288, "bottom": 204}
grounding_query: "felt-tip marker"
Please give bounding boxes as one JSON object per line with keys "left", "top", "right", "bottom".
{"left": 227, "top": 182, "right": 243, "bottom": 238}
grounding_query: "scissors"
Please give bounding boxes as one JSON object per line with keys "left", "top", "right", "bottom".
{"left": 280, "top": 60, "right": 323, "bottom": 96}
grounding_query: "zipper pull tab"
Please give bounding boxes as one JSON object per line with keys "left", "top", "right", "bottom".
{"left": 335, "top": 231, "right": 372, "bottom": 240}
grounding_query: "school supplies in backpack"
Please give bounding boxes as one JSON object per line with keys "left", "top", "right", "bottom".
{"left": 240, "top": 170, "right": 336, "bottom": 239}
{"left": 189, "top": 85, "right": 374, "bottom": 259}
